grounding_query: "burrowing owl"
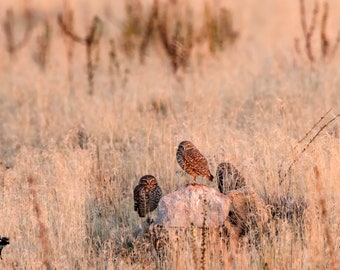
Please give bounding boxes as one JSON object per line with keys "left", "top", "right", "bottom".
{"left": 216, "top": 162, "right": 246, "bottom": 194}
{"left": 134, "top": 175, "right": 162, "bottom": 218}
{"left": 176, "top": 141, "right": 214, "bottom": 184}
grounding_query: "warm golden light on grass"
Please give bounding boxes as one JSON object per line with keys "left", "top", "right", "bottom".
{"left": 0, "top": 1, "right": 339, "bottom": 269}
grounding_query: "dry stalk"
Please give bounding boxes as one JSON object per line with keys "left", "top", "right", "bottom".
{"left": 108, "top": 39, "right": 121, "bottom": 91}
{"left": 279, "top": 111, "right": 340, "bottom": 185}
{"left": 33, "top": 20, "right": 51, "bottom": 71}
{"left": 2, "top": 8, "right": 34, "bottom": 58}
{"left": 139, "top": 0, "right": 159, "bottom": 64}
{"left": 296, "top": 0, "right": 340, "bottom": 63}
{"left": 218, "top": 8, "right": 239, "bottom": 47}
{"left": 95, "top": 142, "right": 101, "bottom": 178}
{"left": 298, "top": 0, "right": 319, "bottom": 62}
{"left": 319, "top": 1, "right": 340, "bottom": 60}
{"left": 200, "top": 199, "right": 208, "bottom": 270}
{"left": 27, "top": 175, "right": 53, "bottom": 270}
{"left": 58, "top": 14, "right": 103, "bottom": 95}
{"left": 320, "top": 1, "right": 330, "bottom": 58}
{"left": 150, "top": 225, "right": 169, "bottom": 269}
{"left": 313, "top": 166, "right": 337, "bottom": 270}
{"left": 60, "top": 1, "right": 75, "bottom": 90}
{"left": 121, "top": 0, "right": 143, "bottom": 58}
{"left": 158, "top": 12, "right": 193, "bottom": 73}
{"left": 203, "top": 4, "right": 238, "bottom": 54}
{"left": 189, "top": 223, "right": 199, "bottom": 270}
{"left": 295, "top": 108, "right": 332, "bottom": 147}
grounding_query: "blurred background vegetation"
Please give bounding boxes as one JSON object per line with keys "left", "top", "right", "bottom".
{"left": 0, "top": 0, "right": 339, "bottom": 269}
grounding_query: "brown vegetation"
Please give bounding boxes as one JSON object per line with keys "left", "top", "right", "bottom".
{"left": 295, "top": 0, "right": 340, "bottom": 63}
{"left": 0, "top": 0, "right": 339, "bottom": 269}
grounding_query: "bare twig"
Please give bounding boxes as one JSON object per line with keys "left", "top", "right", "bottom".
{"left": 158, "top": 14, "right": 193, "bottom": 73}
{"left": 58, "top": 14, "right": 103, "bottom": 95}
{"left": 295, "top": 108, "right": 332, "bottom": 147}
{"left": 2, "top": 8, "right": 34, "bottom": 57}
{"left": 139, "top": 0, "right": 159, "bottom": 64}
{"left": 86, "top": 17, "right": 103, "bottom": 95}
{"left": 60, "top": 2, "right": 75, "bottom": 90}
{"left": 320, "top": 2, "right": 330, "bottom": 58}
{"left": 108, "top": 39, "right": 121, "bottom": 90}
{"left": 33, "top": 20, "right": 51, "bottom": 71}
{"left": 57, "top": 14, "right": 83, "bottom": 43}
{"left": 27, "top": 175, "right": 53, "bottom": 270}
{"left": 299, "top": 0, "right": 319, "bottom": 62}
{"left": 297, "top": 0, "right": 340, "bottom": 62}
{"left": 280, "top": 112, "right": 340, "bottom": 185}
{"left": 158, "top": 12, "right": 171, "bottom": 57}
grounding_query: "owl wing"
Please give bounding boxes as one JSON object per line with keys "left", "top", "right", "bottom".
{"left": 183, "top": 148, "right": 209, "bottom": 173}
{"left": 148, "top": 185, "right": 162, "bottom": 212}
{"left": 133, "top": 185, "right": 141, "bottom": 212}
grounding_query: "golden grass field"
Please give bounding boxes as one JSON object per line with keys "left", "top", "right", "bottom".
{"left": 0, "top": 0, "right": 340, "bottom": 269}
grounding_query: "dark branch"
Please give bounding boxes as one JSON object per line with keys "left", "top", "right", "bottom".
{"left": 57, "top": 14, "right": 84, "bottom": 44}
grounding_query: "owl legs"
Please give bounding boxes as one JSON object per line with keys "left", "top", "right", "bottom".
{"left": 146, "top": 215, "right": 154, "bottom": 224}
{"left": 191, "top": 176, "right": 197, "bottom": 185}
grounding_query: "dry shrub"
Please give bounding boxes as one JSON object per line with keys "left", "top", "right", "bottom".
{"left": 226, "top": 187, "right": 269, "bottom": 247}
{"left": 295, "top": 0, "right": 340, "bottom": 63}
{"left": 58, "top": 14, "right": 103, "bottom": 95}
{"left": 120, "top": 0, "right": 144, "bottom": 58}
{"left": 32, "top": 19, "right": 51, "bottom": 71}
{"left": 265, "top": 192, "right": 308, "bottom": 241}
{"left": 202, "top": 3, "right": 239, "bottom": 54}
{"left": 2, "top": 8, "right": 34, "bottom": 58}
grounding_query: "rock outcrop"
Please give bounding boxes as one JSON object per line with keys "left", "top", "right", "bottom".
{"left": 136, "top": 183, "right": 269, "bottom": 258}
{"left": 153, "top": 184, "right": 231, "bottom": 228}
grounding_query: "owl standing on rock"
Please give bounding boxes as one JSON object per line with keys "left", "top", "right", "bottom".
{"left": 176, "top": 141, "right": 214, "bottom": 185}
{"left": 134, "top": 175, "right": 162, "bottom": 218}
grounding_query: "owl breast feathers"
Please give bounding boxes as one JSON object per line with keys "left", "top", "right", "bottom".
{"left": 134, "top": 175, "right": 162, "bottom": 218}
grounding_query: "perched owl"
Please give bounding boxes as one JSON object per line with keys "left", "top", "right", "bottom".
{"left": 216, "top": 162, "right": 246, "bottom": 194}
{"left": 176, "top": 141, "right": 214, "bottom": 184}
{"left": 134, "top": 175, "right": 162, "bottom": 218}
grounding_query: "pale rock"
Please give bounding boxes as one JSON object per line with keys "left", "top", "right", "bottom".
{"left": 153, "top": 184, "right": 231, "bottom": 228}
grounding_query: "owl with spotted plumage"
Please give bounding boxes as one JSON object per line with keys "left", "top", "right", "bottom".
{"left": 176, "top": 141, "right": 214, "bottom": 185}
{"left": 216, "top": 162, "right": 246, "bottom": 194}
{"left": 134, "top": 175, "right": 162, "bottom": 218}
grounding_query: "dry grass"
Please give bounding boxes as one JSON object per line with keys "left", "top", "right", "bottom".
{"left": 0, "top": 0, "right": 340, "bottom": 269}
